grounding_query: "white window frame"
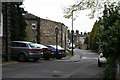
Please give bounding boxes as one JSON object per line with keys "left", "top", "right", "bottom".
{"left": 0, "top": 13, "right": 3, "bottom": 37}
{"left": 32, "top": 23, "right": 37, "bottom": 30}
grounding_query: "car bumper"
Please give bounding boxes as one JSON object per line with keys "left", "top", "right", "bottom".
{"left": 28, "top": 53, "right": 43, "bottom": 59}
{"left": 99, "top": 57, "right": 107, "bottom": 63}
{"left": 55, "top": 53, "right": 66, "bottom": 58}
{"left": 43, "top": 52, "right": 54, "bottom": 58}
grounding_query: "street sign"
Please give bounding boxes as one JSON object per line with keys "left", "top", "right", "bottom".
{"left": 55, "top": 27, "right": 59, "bottom": 34}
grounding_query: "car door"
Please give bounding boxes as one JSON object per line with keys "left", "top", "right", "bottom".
{"left": 10, "top": 42, "right": 19, "bottom": 58}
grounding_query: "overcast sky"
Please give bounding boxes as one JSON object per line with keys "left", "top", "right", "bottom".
{"left": 23, "top": 0, "right": 98, "bottom": 33}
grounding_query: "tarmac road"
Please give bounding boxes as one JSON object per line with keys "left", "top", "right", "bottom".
{"left": 2, "top": 49, "right": 104, "bottom": 79}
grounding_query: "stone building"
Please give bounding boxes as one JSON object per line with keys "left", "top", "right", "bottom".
{"left": 25, "top": 13, "right": 68, "bottom": 50}
{"left": 0, "top": 1, "right": 2, "bottom": 61}
{"left": 24, "top": 13, "right": 40, "bottom": 43}
{"left": 68, "top": 30, "right": 89, "bottom": 49}
{"left": 2, "top": 2, "right": 11, "bottom": 62}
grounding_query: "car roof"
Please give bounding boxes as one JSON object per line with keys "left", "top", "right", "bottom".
{"left": 11, "top": 41, "right": 32, "bottom": 43}
{"left": 34, "top": 44, "right": 48, "bottom": 48}
{"left": 47, "top": 45, "right": 64, "bottom": 50}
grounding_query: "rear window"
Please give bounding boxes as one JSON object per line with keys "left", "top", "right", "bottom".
{"left": 29, "top": 43, "right": 40, "bottom": 48}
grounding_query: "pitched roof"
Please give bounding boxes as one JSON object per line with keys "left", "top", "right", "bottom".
{"left": 24, "top": 13, "right": 39, "bottom": 20}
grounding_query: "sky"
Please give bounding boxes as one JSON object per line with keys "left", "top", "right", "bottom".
{"left": 23, "top": 0, "right": 98, "bottom": 33}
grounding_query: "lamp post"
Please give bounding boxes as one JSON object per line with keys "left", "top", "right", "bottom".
{"left": 55, "top": 27, "right": 59, "bottom": 56}
{"left": 71, "top": 10, "right": 74, "bottom": 56}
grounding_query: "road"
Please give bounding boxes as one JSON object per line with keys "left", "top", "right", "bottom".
{"left": 2, "top": 49, "right": 104, "bottom": 79}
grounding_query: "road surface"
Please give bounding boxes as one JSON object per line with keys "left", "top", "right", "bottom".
{"left": 2, "top": 49, "right": 104, "bottom": 79}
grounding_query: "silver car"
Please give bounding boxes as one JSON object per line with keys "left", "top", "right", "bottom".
{"left": 10, "top": 41, "right": 43, "bottom": 62}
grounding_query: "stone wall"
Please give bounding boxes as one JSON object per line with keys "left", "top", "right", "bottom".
{"left": 25, "top": 13, "right": 68, "bottom": 49}
{"left": 40, "top": 18, "right": 68, "bottom": 49}
{"left": 40, "top": 19, "right": 60, "bottom": 45}
{"left": 0, "top": 37, "right": 2, "bottom": 60}
{"left": 26, "top": 19, "right": 38, "bottom": 42}
{"left": 2, "top": 3, "right": 11, "bottom": 62}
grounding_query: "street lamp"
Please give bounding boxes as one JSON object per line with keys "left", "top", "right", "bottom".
{"left": 71, "top": 10, "right": 74, "bottom": 56}
{"left": 55, "top": 27, "right": 59, "bottom": 56}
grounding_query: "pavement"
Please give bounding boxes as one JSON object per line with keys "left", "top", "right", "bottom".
{"left": 0, "top": 60, "right": 19, "bottom": 66}
{"left": 55, "top": 53, "right": 82, "bottom": 62}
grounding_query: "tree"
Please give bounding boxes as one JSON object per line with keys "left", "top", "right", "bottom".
{"left": 63, "top": 0, "right": 119, "bottom": 19}
{"left": 10, "top": 2, "right": 27, "bottom": 41}
{"left": 88, "top": 20, "right": 100, "bottom": 52}
{"left": 88, "top": 4, "right": 120, "bottom": 79}
{"left": 64, "top": 1, "right": 120, "bottom": 79}
{"left": 100, "top": 4, "right": 120, "bottom": 80}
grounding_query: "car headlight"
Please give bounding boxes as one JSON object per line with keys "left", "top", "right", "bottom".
{"left": 58, "top": 53, "right": 62, "bottom": 54}
{"left": 52, "top": 53, "right": 54, "bottom": 54}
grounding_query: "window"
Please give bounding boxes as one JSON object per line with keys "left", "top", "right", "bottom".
{"left": 29, "top": 43, "right": 39, "bottom": 48}
{"left": 32, "top": 23, "right": 37, "bottom": 29}
{"left": 11, "top": 42, "right": 27, "bottom": 47}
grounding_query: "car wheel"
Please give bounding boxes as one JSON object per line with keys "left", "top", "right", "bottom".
{"left": 98, "top": 59, "right": 102, "bottom": 67}
{"left": 56, "top": 57, "right": 62, "bottom": 59}
{"left": 19, "top": 54, "right": 27, "bottom": 62}
{"left": 44, "top": 57, "right": 50, "bottom": 60}
{"left": 33, "top": 58, "right": 40, "bottom": 61}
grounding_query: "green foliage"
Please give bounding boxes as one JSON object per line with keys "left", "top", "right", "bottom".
{"left": 63, "top": 0, "right": 119, "bottom": 19}
{"left": 10, "top": 3, "right": 27, "bottom": 41}
{"left": 84, "top": 37, "right": 88, "bottom": 44}
{"left": 88, "top": 4, "right": 120, "bottom": 79}
{"left": 104, "top": 56, "right": 117, "bottom": 80}
{"left": 88, "top": 21, "right": 100, "bottom": 52}
{"left": 64, "top": 0, "right": 120, "bottom": 79}
{"left": 66, "top": 50, "right": 73, "bottom": 56}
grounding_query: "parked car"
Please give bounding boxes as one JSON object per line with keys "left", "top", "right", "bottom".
{"left": 68, "top": 43, "right": 75, "bottom": 51}
{"left": 34, "top": 44, "right": 54, "bottom": 60}
{"left": 98, "top": 53, "right": 107, "bottom": 67}
{"left": 10, "top": 41, "right": 43, "bottom": 62}
{"left": 45, "top": 45, "right": 66, "bottom": 59}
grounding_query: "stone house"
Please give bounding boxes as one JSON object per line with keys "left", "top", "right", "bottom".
{"left": 25, "top": 13, "right": 68, "bottom": 50}
{"left": 68, "top": 30, "right": 89, "bottom": 49}
{"left": 1, "top": 1, "right": 23, "bottom": 62}
{"left": 0, "top": 1, "right": 2, "bottom": 61}
{"left": 2, "top": 2, "right": 11, "bottom": 62}
{"left": 24, "top": 13, "right": 40, "bottom": 43}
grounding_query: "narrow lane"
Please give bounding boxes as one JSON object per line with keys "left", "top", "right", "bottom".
{"left": 69, "top": 49, "right": 103, "bottom": 78}
{"left": 2, "top": 49, "right": 104, "bottom": 79}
